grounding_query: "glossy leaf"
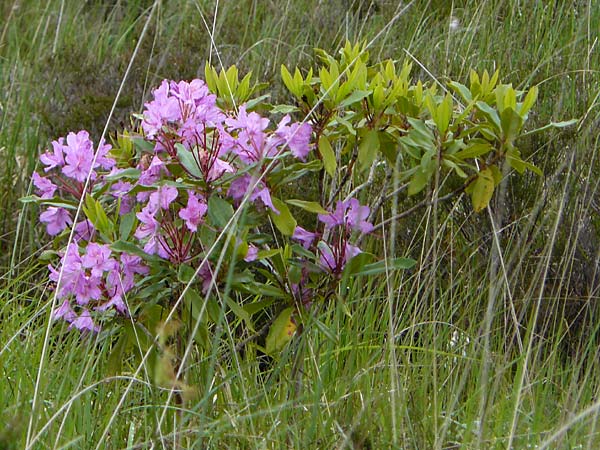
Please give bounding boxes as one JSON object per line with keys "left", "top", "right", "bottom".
{"left": 269, "top": 198, "right": 297, "bottom": 236}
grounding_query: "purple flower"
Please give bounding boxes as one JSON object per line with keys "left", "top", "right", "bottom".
{"left": 274, "top": 115, "right": 313, "bottom": 161}
{"left": 52, "top": 300, "right": 77, "bottom": 322}
{"left": 292, "top": 226, "right": 317, "bottom": 249}
{"left": 346, "top": 198, "right": 374, "bottom": 233}
{"left": 73, "top": 219, "right": 95, "bottom": 241}
{"left": 40, "top": 139, "right": 65, "bottom": 171}
{"left": 179, "top": 192, "right": 208, "bottom": 232}
{"left": 73, "top": 274, "right": 103, "bottom": 305}
{"left": 206, "top": 155, "right": 235, "bottom": 182}
{"left": 82, "top": 243, "right": 116, "bottom": 277}
{"left": 226, "top": 106, "right": 272, "bottom": 163}
{"left": 69, "top": 309, "right": 100, "bottom": 333}
{"left": 138, "top": 155, "right": 166, "bottom": 187}
{"left": 111, "top": 180, "right": 134, "bottom": 215}
{"left": 95, "top": 139, "right": 116, "bottom": 170}
{"left": 32, "top": 172, "right": 57, "bottom": 199}
{"left": 227, "top": 174, "right": 279, "bottom": 214}
{"left": 142, "top": 80, "right": 181, "bottom": 138}
{"left": 318, "top": 241, "right": 362, "bottom": 274}
{"left": 149, "top": 185, "right": 178, "bottom": 210}
{"left": 134, "top": 206, "right": 169, "bottom": 258}
{"left": 40, "top": 207, "right": 72, "bottom": 236}
{"left": 96, "top": 295, "right": 127, "bottom": 314}
{"left": 120, "top": 253, "right": 149, "bottom": 290}
{"left": 318, "top": 198, "right": 373, "bottom": 233}
{"left": 61, "top": 131, "right": 96, "bottom": 182}
{"left": 244, "top": 244, "right": 259, "bottom": 262}
{"left": 134, "top": 205, "right": 159, "bottom": 240}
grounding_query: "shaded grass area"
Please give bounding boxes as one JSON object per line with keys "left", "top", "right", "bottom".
{"left": 1, "top": 0, "right": 600, "bottom": 448}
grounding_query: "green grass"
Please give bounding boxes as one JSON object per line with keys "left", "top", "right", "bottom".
{"left": 2, "top": 0, "right": 600, "bottom": 448}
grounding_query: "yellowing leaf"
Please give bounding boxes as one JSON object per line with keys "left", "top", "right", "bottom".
{"left": 470, "top": 168, "right": 495, "bottom": 212}
{"left": 266, "top": 307, "right": 297, "bottom": 355}
{"left": 318, "top": 135, "right": 337, "bottom": 177}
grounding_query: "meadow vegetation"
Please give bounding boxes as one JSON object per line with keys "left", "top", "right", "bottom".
{"left": 1, "top": 0, "right": 599, "bottom": 448}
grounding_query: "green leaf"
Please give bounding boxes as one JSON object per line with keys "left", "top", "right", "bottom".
{"left": 104, "top": 168, "right": 140, "bottom": 181}
{"left": 521, "top": 119, "right": 578, "bottom": 136}
{"left": 208, "top": 194, "right": 234, "bottom": 229}
{"left": 281, "top": 64, "right": 299, "bottom": 97}
{"left": 269, "top": 198, "right": 297, "bottom": 236}
{"left": 408, "top": 168, "right": 430, "bottom": 195}
{"left": 111, "top": 240, "right": 154, "bottom": 260}
{"left": 175, "top": 143, "right": 202, "bottom": 179}
{"left": 519, "top": 85, "right": 538, "bottom": 118}
{"left": 265, "top": 307, "right": 296, "bottom": 355}
{"left": 244, "top": 94, "right": 270, "bottom": 110}
{"left": 358, "top": 129, "right": 380, "bottom": 170}
{"left": 270, "top": 104, "right": 300, "bottom": 114}
{"left": 454, "top": 141, "right": 493, "bottom": 160}
{"left": 448, "top": 81, "right": 473, "bottom": 103}
{"left": 119, "top": 211, "right": 136, "bottom": 240}
{"left": 244, "top": 298, "right": 276, "bottom": 316}
{"left": 285, "top": 199, "right": 329, "bottom": 214}
{"left": 225, "top": 296, "right": 252, "bottom": 330}
{"left": 83, "top": 194, "right": 113, "bottom": 236}
{"left": 378, "top": 131, "right": 397, "bottom": 164}
{"left": 437, "top": 94, "right": 453, "bottom": 134}
{"left": 354, "top": 258, "right": 416, "bottom": 276}
{"left": 470, "top": 168, "right": 495, "bottom": 212}
{"left": 339, "top": 89, "right": 371, "bottom": 108}
{"left": 318, "top": 135, "right": 337, "bottom": 177}
{"left": 131, "top": 137, "right": 155, "bottom": 153}
{"left": 476, "top": 101, "right": 501, "bottom": 132}
{"left": 500, "top": 107, "right": 524, "bottom": 143}
{"left": 178, "top": 264, "right": 196, "bottom": 284}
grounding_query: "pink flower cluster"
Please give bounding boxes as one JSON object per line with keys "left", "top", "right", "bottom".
{"left": 34, "top": 130, "right": 114, "bottom": 236}
{"left": 35, "top": 77, "right": 315, "bottom": 332}
{"left": 292, "top": 198, "right": 374, "bottom": 276}
{"left": 50, "top": 242, "right": 148, "bottom": 332}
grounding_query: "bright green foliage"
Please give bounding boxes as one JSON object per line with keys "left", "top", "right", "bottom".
{"left": 281, "top": 45, "right": 550, "bottom": 212}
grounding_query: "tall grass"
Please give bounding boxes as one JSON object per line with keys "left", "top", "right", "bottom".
{"left": 1, "top": 0, "right": 600, "bottom": 448}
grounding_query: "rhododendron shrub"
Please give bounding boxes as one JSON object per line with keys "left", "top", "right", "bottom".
{"left": 27, "top": 42, "right": 556, "bottom": 362}
{"left": 29, "top": 75, "right": 378, "bottom": 353}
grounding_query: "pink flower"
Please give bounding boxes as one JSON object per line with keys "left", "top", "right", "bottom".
{"left": 226, "top": 106, "right": 272, "bottom": 163}
{"left": 227, "top": 174, "right": 279, "bottom": 214}
{"left": 134, "top": 205, "right": 159, "bottom": 240}
{"left": 82, "top": 243, "right": 116, "bottom": 277}
{"left": 142, "top": 80, "right": 181, "bottom": 138}
{"left": 96, "top": 295, "right": 127, "bottom": 314}
{"left": 179, "top": 192, "right": 208, "bottom": 232}
{"left": 318, "top": 241, "right": 362, "bottom": 274}
{"left": 318, "top": 198, "right": 373, "bottom": 233}
{"left": 244, "top": 244, "right": 259, "bottom": 262}
{"left": 32, "top": 172, "right": 57, "bottom": 199}
{"left": 149, "top": 185, "right": 178, "bottom": 210}
{"left": 52, "top": 300, "right": 77, "bottom": 322}
{"left": 120, "top": 253, "right": 149, "bottom": 291}
{"left": 292, "top": 226, "right": 317, "bottom": 249}
{"left": 61, "top": 131, "right": 96, "bottom": 182}
{"left": 69, "top": 309, "right": 100, "bottom": 333}
{"left": 40, "top": 138, "right": 65, "bottom": 171}
{"left": 40, "top": 207, "right": 72, "bottom": 236}
{"left": 274, "top": 115, "right": 313, "bottom": 161}
{"left": 95, "top": 138, "right": 116, "bottom": 170}
{"left": 73, "top": 219, "right": 95, "bottom": 241}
